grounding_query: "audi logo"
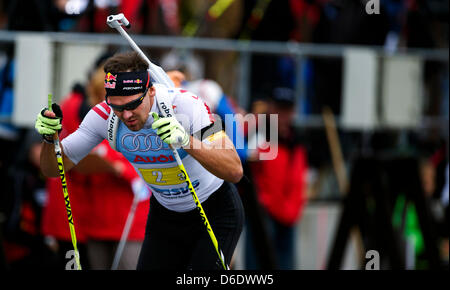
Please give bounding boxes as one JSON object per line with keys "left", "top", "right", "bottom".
{"left": 121, "top": 133, "right": 169, "bottom": 152}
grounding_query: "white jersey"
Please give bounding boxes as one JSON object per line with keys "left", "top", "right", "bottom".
{"left": 62, "top": 84, "right": 224, "bottom": 212}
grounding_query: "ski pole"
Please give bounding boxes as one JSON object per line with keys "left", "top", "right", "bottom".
{"left": 111, "top": 193, "right": 140, "bottom": 270}
{"left": 48, "top": 94, "right": 82, "bottom": 270}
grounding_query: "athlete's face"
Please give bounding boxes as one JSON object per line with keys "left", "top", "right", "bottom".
{"left": 107, "top": 86, "right": 155, "bottom": 131}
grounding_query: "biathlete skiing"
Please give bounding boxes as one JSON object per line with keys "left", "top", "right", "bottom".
{"left": 35, "top": 51, "right": 245, "bottom": 270}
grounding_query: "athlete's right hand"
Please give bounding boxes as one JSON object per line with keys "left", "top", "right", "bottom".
{"left": 35, "top": 103, "right": 63, "bottom": 143}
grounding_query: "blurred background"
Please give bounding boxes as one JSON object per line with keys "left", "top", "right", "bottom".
{"left": 0, "top": 0, "right": 448, "bottom": 270}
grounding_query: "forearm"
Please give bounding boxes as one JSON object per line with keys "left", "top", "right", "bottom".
{"left": 40, "top": 139, "right": 75, "bottom": 177}
{"left": 40, "top": 142, "right": 60, "bottom": 177}
{"left": 184, "top": 136, "right": 243, "bottom": 183}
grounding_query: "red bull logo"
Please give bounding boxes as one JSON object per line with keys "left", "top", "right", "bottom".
{"left": 105, "top": 72, "right": 117, "bottom": 82}
{"left": 105, "top": 81, "right": 116, "bottom": 89}
{"left": 135, "top": 79, "right": 142, "bottom": 84}
{"left": 105, "top": 72, "right": 117, "bottom": 89}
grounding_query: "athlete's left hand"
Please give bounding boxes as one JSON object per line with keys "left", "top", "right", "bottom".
{"left": 151, "top": 112, "right": 190, "bottom": 148}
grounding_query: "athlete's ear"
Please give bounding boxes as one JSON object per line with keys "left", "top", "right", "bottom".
{"left": 148, "top": 85, "right": 156, "bottom": 97}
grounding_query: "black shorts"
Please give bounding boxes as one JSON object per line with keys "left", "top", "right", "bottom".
{"left": 136, "top": 181, "right": 245, "bottom": 270}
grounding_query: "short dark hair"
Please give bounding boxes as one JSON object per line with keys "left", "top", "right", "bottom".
{"left": 103, "top": 51, "right": 148, "bottom": 73}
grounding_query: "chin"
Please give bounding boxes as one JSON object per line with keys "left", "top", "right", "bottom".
{"left": 127, "top": 124, "right": 142, "bottom": 131}
{"left": 120, "top": 117, "right": 143, "bottom": 131}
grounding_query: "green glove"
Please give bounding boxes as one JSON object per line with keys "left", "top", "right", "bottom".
{"left": 151, "top": 112, "right": 189, "bottom": 148}
{"left": 35, "top": 103, "right": 63, "bottom": 143}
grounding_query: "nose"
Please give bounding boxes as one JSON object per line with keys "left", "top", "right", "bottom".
{"left": 122, "top": 110, "right": 133, "bottom": 119}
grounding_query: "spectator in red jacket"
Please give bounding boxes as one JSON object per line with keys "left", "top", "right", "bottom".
{"left": 246, "top": 87, "right": 308, "bottom": 270}
{"left": 41, "top": 53, "right": 150, "bottom": 269}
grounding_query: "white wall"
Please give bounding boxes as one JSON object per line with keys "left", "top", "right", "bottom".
{"left": 381, "top": 56, "right": 423, "bottom": 128}
{"left": 341, "top": 48, "right": 379, "bottom": 130}
{"left": 12, "top": 35, "right": 107, "bottom": 127}
{"left": 56, "top": 43, "right": 106, "bottom": 99}
{"left": 13, "top": 34, "right": 53, "bottom": 127}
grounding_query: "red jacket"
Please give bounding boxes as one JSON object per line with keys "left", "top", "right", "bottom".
{"left": 86, "top": 140, "right": 149, "bottom": 240}
{"left": 250, "top": 143, "right": 308, "bottom": 226}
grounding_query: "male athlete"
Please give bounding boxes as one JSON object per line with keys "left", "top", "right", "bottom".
{"left": 35, "top": 51, "right": 245, "bottom": 270}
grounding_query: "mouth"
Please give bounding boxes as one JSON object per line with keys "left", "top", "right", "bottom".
{"left": 125, "top": 119, "right": 138, "bottom": 126}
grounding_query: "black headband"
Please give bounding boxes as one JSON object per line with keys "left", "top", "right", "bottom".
{"left": 104, "top": 71, "right": 152, "bottom": 96}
